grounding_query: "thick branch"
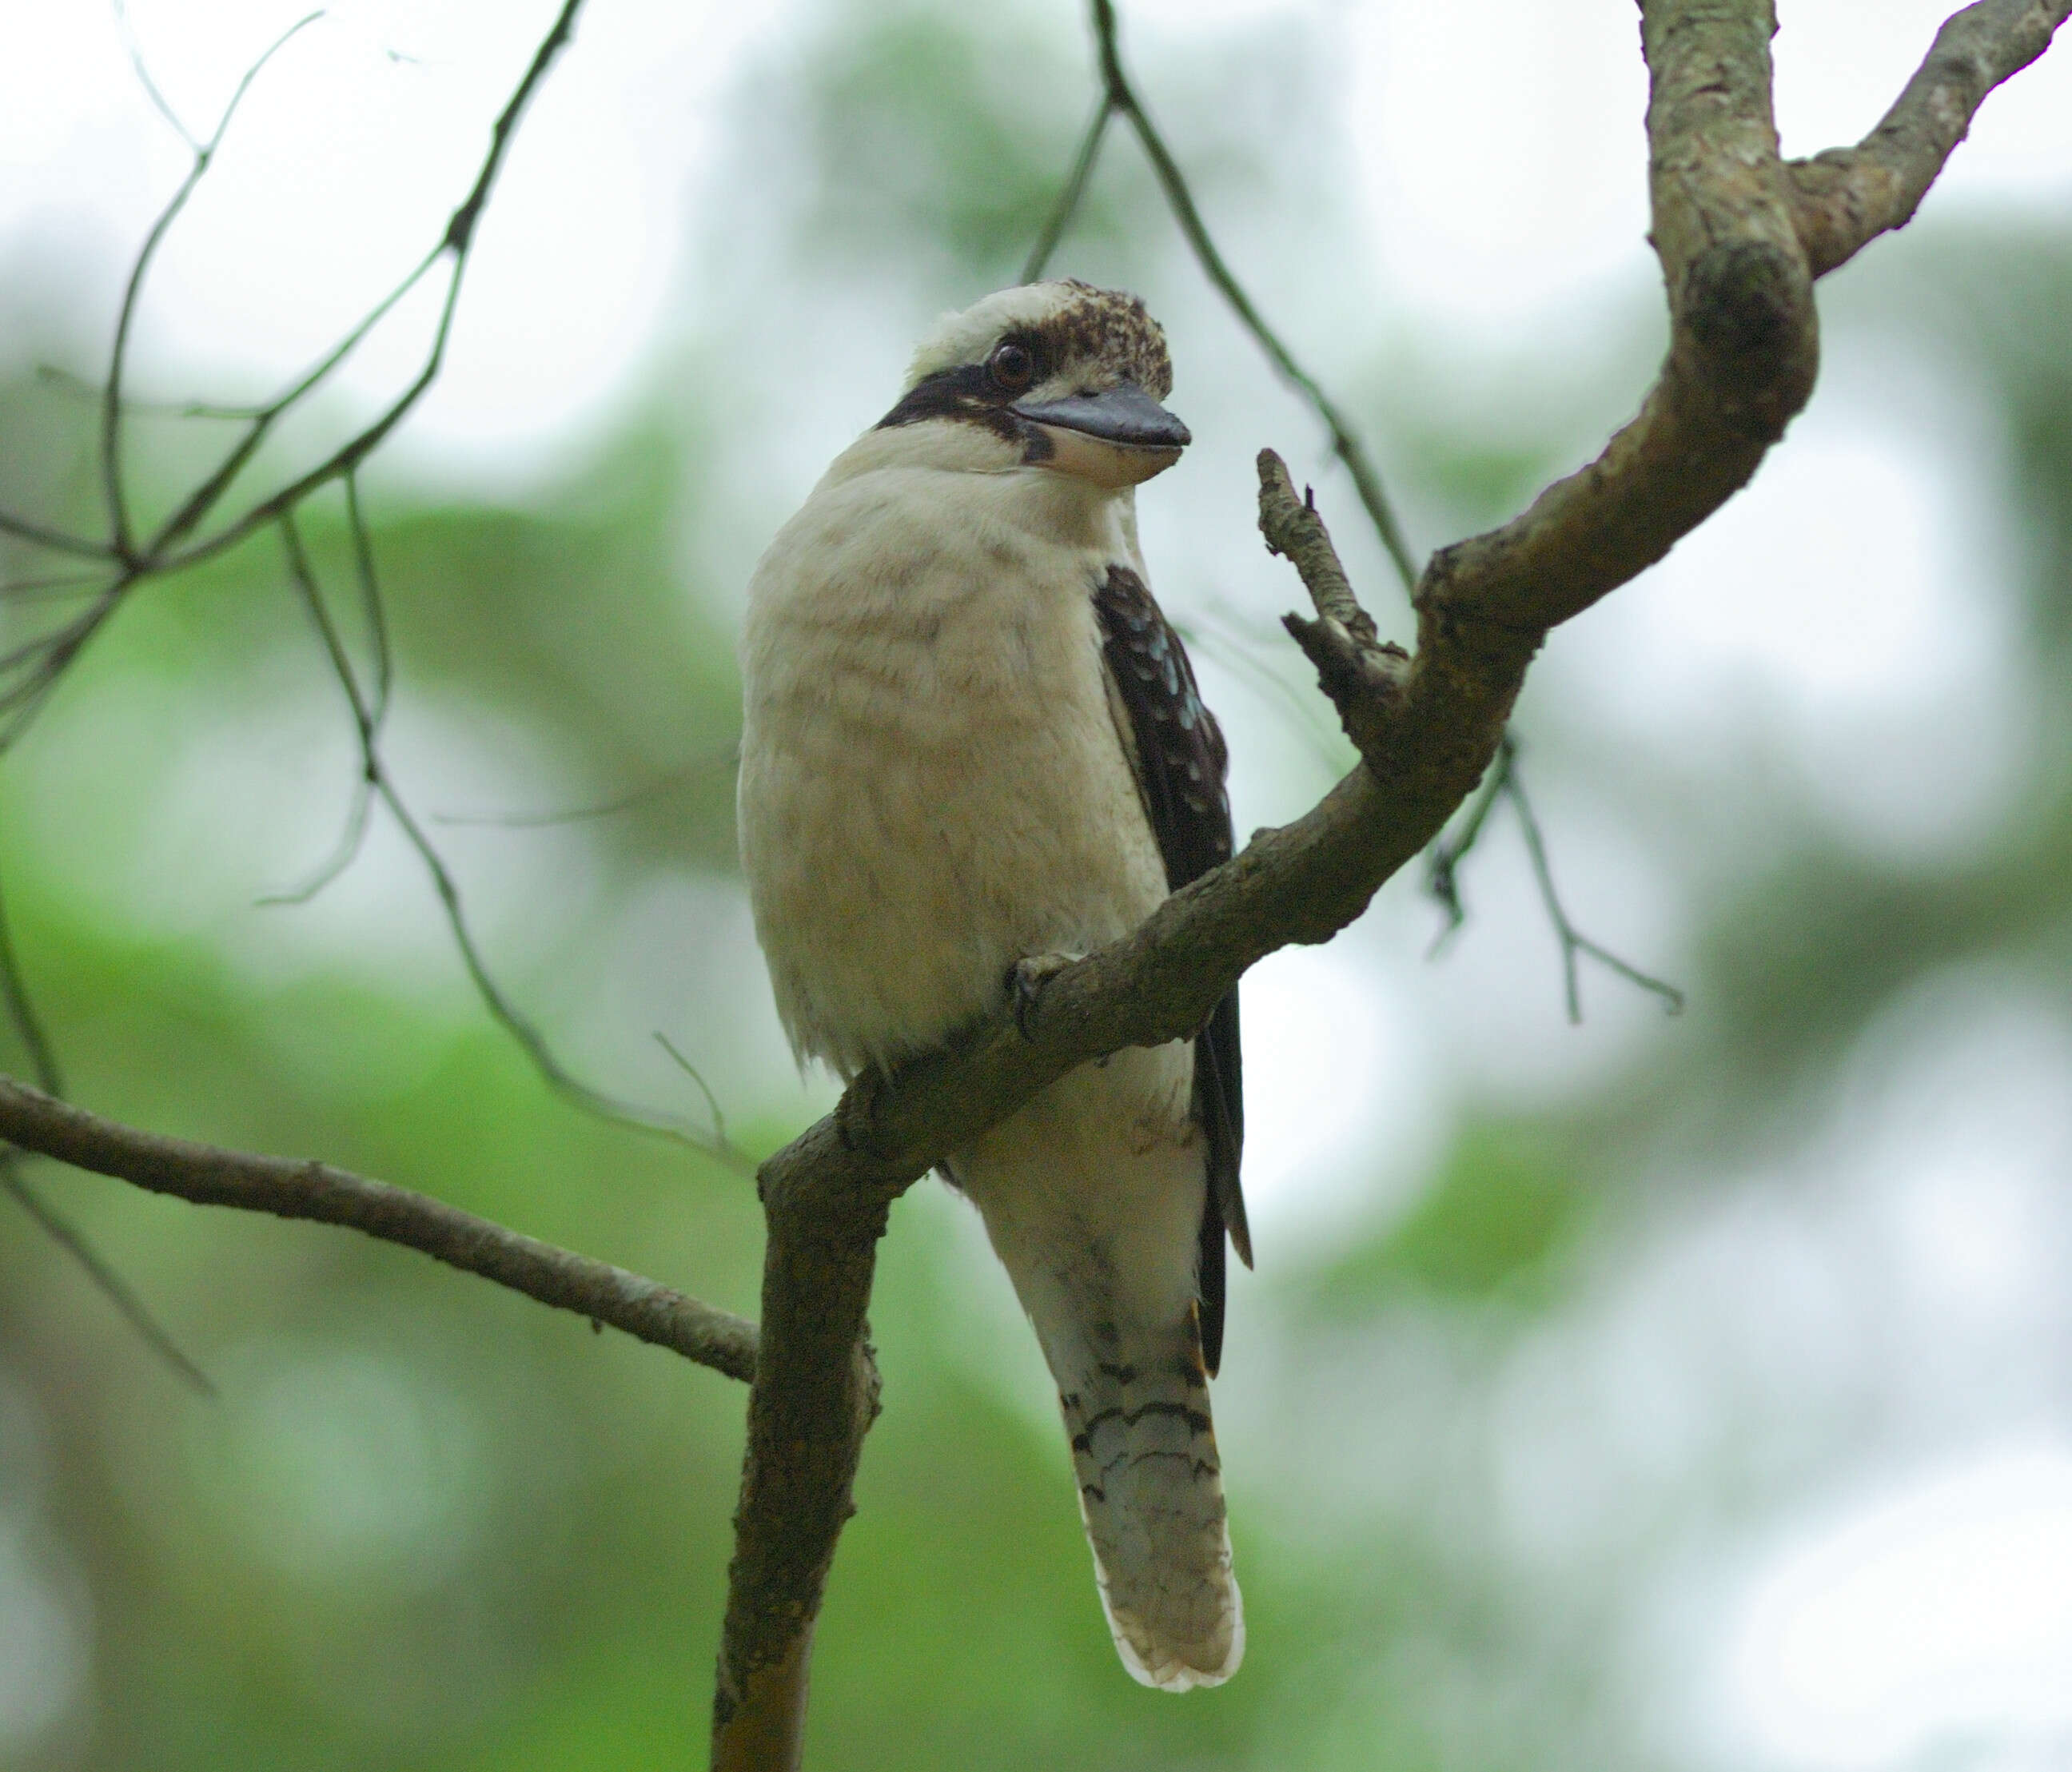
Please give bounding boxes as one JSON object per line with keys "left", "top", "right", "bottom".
{"left": 711, "top": 1167, "right": 883, "bottom": 1770}
{"left": 1417, "top": 0, "right": 1816, "bottom": 638}
{"left": 1787, "top": 0, "right": 2072, "bottom": 277}
{"left": 0, "top": 1073, "right": 757, "bottom": 1382}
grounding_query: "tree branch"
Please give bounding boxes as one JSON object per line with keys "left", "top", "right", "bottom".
{"left": 1084, "top": 0, "right": 1420, "bottom": 591}
{"left": 1787, "top": 0, "right": 2072, "bottom": 277}
{"left": 1417, "top": 0, "right": 1816, "bottom": 639}
{"left": 0, "top": 1073, "right": 758, "bottom": 1383}
{"left": 710, "top": 1, "right": 2066, "bottom": 1760}
{"left": 0, "top": 0, "right": 590, "bottom": 748}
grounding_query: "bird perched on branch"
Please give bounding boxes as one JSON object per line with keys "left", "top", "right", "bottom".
{"left": 738, "top": 280, "right": 1248, "bottom": 1690}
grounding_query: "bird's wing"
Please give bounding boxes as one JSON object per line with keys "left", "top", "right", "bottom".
{"left": 1093, "top": 563, "right": 1249, "bottom": 1376}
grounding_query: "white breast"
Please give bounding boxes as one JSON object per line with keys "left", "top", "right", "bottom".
{"left": 737, "top": 430, "right": 1170, "bottom": 1077}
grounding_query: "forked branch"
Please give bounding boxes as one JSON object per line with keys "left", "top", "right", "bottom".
{"left": 707, "top": 3, "right": 2067, "bottom": 1766}
{"left": 1787, "top": 0, "right": 2072, "bottom": 277}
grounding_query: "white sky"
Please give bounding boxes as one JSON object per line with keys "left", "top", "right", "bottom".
{"left": 4, "top": 4, "right": 2072, "bottom": 1766}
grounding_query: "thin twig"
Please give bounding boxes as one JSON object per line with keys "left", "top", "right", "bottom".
{"left": 256, "top": 778, "right": 373, "bottom": 906}
{"left": 274, "top": 516, "right": 753, "bottom": 1173}
{"left": 1426, "top": 737, "right": 1684, "bottom": 1021}
{"left": 2, "top": 851, "right": 218, "bottom": 1391}
{"left": 1022, "top": 95, "right": 1114, "bottom": 283}
{"left": 159, "top": 0, "right": 588, "bottom": 575}
{"left": 1424, "top": 751, "right": 1510, "bottom": 953}
{"left": 256, "top": 480, "right": 390, "bottom": 906}
{"left": 1501, "top": 743, "right": 1684, "bottom": 1023}
{"left": 432, "top": 748, "right": 739, "bottom": 829}
{"left": 102, "top": 11, "right": 325, "bottom": 559}
{"left": 1, "top": 1157, "right": 216, "bottom": 1396}
{"left": 655, "top": 1033, "right": 729, "bottom": 1153}
{"left": 0, "top": 512, "right": 114, "bottom": 561}
{"left": 0, "top": 569, "right": 117, "bottom": 607}
{"left": 113, "top": 0, "right": 204, "bottom": 152}
{"left": 0, "top": 862, "right": 62, "bottom": 1098}
{"left": 37, "top": 363, "right": 273, "bottom": 421}
{"left": 343, "top": 471, "right": 392, "bottom": 725}
{"left": 0, "top": 0, "right": 588, "bottom": 757}
{"left": 1086, "top": 0, "right": 1420, "bottom": 591}
{"left": 0, "top": 574, "right": 137, "bottom": 749}
{"left": 141, "top": 244, "right": 446, "bottom": 566}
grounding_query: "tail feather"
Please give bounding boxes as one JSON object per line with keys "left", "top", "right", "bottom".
{"left": 1059, "top": 1317, "right": 1243, "bottom": 1690}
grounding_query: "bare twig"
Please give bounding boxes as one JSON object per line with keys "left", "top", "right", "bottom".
{"left": 159, "top": 0, "right": 588, "bottom": 575}
{"left": 432, "top": 747, "right": 739, "bottom": 830}
{"left": 102, "top": 12, "right": 325, "bottom": 559}
{"left": 1502, "top": 741, "right": 1684, "bottom": 1022}
{"left": 344, "top": 471, "right": 392, "bottom": 726}
{"left": 1022, "top": 94, "right": 1114, "bottom": 285}
{"left": 1259, "top": 450, "right": 1409, "bottom": 759}
{"left": 0, "top": 570, "right": 116, "bottom": 607}
{"left": 0, "top": 864, "right": 62, "bottom": 1097}
{"left": 1089, "top": 0, "right": 1419, "bottom": 591}
{"left": 37, "top": 362, "right": 273, "bottom": 420}
{"left": 1424, "top": 751, "right": 1510, "bottom": 950}
{"left": 5, "top": 6, "right": 735, "bottom": 1192}
{"left": 113, "top": 0, "right": 204, "bottom": 153}
{"left": 0, "top": 1072, "right": 758, "bottom": 1382}
{"left": 0, "top": 0, "right": 588, "bottom": 754}
{"left": 1, "top": 1157, "right": 216, "bottom": 1396}
{"left": 1, "top": 858, "right": 218, "bottom": 1391}
{"left": 270, "top": 514, "right": 751, "bottom": 1172}
{"left": 0, "top": 513, "right": 114, "bottom": 561}
{"left": 255, "top": 777, "right": 373, "bottom": 907}
{"left": 1427, "top": 737, "right": 1683, "bottom": 1021}
{"left": 655, "top": 1033, "right": 731, "bottom": 1155}
{"left": 256, "top": 477, "right": 388, "bottom": 906}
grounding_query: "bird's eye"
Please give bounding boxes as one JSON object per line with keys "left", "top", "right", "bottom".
{"left": 989, "top": 342, "right": 1034, "bottom": 392}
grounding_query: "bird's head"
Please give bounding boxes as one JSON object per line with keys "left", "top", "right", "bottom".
{"left": 878, "top": 281, "right": 1189, "bottom": 489}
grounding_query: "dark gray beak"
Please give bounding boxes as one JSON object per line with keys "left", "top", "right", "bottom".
{"left": 1011, "top": 381, "right": 1191, "bottom": 449}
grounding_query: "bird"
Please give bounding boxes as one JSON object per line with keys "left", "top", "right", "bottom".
{"left": 735, "top": 280, "right": 1249, "bottom": 1690}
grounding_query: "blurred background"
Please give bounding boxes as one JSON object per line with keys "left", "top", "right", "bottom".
{"left": 3, "top": 1, "right": 2071, "bottom": 1766}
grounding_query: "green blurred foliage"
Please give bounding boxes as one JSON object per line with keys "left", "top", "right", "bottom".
{"left": 1307, "top": 1125, "right": 1592, "bottom": 1313}
{"left": 3, "top": 2, "right": 2071, "bottom": 1770}
{"left": 783, "top": 6, "right": 1109, "bottom": 282}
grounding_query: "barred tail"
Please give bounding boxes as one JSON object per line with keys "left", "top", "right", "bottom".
{"left": 1057, "top": 1315, "right": 1243, "bottom": 1690}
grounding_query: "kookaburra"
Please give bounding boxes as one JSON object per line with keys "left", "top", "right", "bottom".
{"left": 737, "top": 280, "right": 1248, "bottom": 1690}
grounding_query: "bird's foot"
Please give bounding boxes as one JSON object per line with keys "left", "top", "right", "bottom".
{"left": 1008, "top": 952, "right": 1078, "bottom": 1040}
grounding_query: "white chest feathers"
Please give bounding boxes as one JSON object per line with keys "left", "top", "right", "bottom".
{"left": 736, "top": 436, "right": 1169, "bottom": 1077}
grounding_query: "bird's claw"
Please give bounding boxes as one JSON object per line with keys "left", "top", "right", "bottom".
{"left": 1009, "top": 952, "right": 1076, "bottom": 1040}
